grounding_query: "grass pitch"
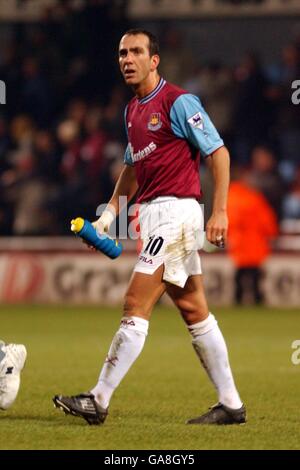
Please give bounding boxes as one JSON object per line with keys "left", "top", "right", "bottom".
{"left": 0, "top": 304, "right": 299, "bottom": 450}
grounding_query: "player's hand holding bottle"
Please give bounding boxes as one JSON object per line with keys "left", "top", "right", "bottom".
{"left": 87, "top": 207, "right": 115, "bottom": 251}
{"left": 92, "top": 208, "right": 115, "bottom": 235}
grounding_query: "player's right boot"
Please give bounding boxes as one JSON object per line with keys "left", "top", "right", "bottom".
{"left": 53, "top": 393, "right": 108, "bottom": 425}
{"left": 0, "top": 342, "right": 27, "bottom": 410}
{"left": 186, "top": 402, "right": 246, "bottom": 425}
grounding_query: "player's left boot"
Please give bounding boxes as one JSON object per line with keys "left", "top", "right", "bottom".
{"left": 186, "top": 402, "right": 246, "bottom": 425}
{"left": 0, "top": 342, "right": 27, "bottom": 410}
{"left": 53, "top": 393, "right": 108, "bottom": 425}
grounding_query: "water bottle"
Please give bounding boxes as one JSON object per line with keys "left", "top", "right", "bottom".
{"left": 71, "top": 217, "right": 123, "bottom": 259}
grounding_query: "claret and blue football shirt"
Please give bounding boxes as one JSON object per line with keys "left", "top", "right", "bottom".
{"left": 124, "top": 77, "right": 224, "bottom": 203}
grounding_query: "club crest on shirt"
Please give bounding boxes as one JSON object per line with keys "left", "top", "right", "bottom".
{"left": 187, "top": 112, "right": 204, "bottom": 130}
{"left": 148, "top": 113, "right": 162, "bottom": 131}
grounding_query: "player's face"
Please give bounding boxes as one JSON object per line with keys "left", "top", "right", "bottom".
{"left": 119, "top": 34, "right": 159, "bottom": 86}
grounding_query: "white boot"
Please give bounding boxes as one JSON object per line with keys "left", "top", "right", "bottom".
{"left": 0, "top": 342, "right": 27, "bottom": 410}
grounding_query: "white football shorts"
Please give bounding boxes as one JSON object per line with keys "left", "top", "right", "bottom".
{"left": 134, "top": 197, "right": 204, "bottom": 288}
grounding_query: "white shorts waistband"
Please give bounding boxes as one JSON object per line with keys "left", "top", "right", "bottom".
{"left": 141, "top": 196, "right": 197, "bottom": 205}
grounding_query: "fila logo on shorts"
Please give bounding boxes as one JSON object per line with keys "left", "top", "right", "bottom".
{"left": 139, "top": 255, "right": 153, "bottom": 265}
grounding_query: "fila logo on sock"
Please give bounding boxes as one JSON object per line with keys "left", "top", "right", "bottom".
{"left": 121, "top": 319, "right": 136, "bottom": 327}
{"left": 5, "top": 367, "right": 13, "bottom": 375}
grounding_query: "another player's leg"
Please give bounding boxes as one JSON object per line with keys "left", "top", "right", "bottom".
{"left": 234, "top": 267, "right": 244, "bottom": 304}
{"left": 0, "top": 341, "right": 27, "bottom": 410}
{"left": 53, "top": 265, "right": 166, "bottom": 425}
{"left": 251, "top": 267, "right": 263, "bottom": 305}
{"left": 166, "top": 275, "right": 246, "bottom": 425}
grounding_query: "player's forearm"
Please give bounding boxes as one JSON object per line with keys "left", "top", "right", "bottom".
{"left": 108, "top": 165, "right": 138, "bottom": 216}
{"left": 209, "top": 146, "right": 230, "bottom": 215}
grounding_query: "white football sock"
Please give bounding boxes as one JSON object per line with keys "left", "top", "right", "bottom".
{"left": 188, "top": 313, "right": 243, "bottom": 409}
{"left": 91, "top": 316, "right": 148, "bottom": 409}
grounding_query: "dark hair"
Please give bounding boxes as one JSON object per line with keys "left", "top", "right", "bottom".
{"left": 123, "top": 29, "right": 159, "bottom": 57}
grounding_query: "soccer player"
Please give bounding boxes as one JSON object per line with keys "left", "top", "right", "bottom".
{"left": 0, "top": 341, "right": 27, "bottom": 410}
{"left": 53, "top": 29, "right": 246, "bottom": 425}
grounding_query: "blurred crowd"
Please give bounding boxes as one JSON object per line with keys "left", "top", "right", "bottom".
{"left": 0, "top": 9, "right": 300, "bottom": 235}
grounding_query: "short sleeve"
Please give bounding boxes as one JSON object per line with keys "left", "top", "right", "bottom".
{"left": 170, "top": 94, "right": 224, "bottom": 157}
{"left": 124, "top": 143, "right": 134, "bottom": 166}
{"left": 123, "top": 105, "right": 134, "bottom": 166}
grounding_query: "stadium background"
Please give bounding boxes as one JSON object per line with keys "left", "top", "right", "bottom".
{"left": 0, "top": 0, "right": 300, "bottom": 450}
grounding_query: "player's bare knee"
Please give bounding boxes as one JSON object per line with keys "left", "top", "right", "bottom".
{"left": 173, "top": 297, "right": 195, "bottom": 314}
{"left": 180, "top": 309, "right": 208, "bottom": 325}
{"left": 123, "top": 293, "right": 143, "bottom": 316}
{"left": 174, "top": 299, "right": 208, "bottom": 324}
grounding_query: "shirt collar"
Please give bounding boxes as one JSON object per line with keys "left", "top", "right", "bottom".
{"left": 139, "top": 77, "right": 166, "bottom": 104}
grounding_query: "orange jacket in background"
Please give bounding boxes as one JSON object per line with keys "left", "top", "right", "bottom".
{"left": 227, "top": 181, "right": 278, "bottom": 267}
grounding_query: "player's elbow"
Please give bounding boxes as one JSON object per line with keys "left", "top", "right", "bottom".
{"left": 209, "top": 146, "right": 230, "bottom": 171}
